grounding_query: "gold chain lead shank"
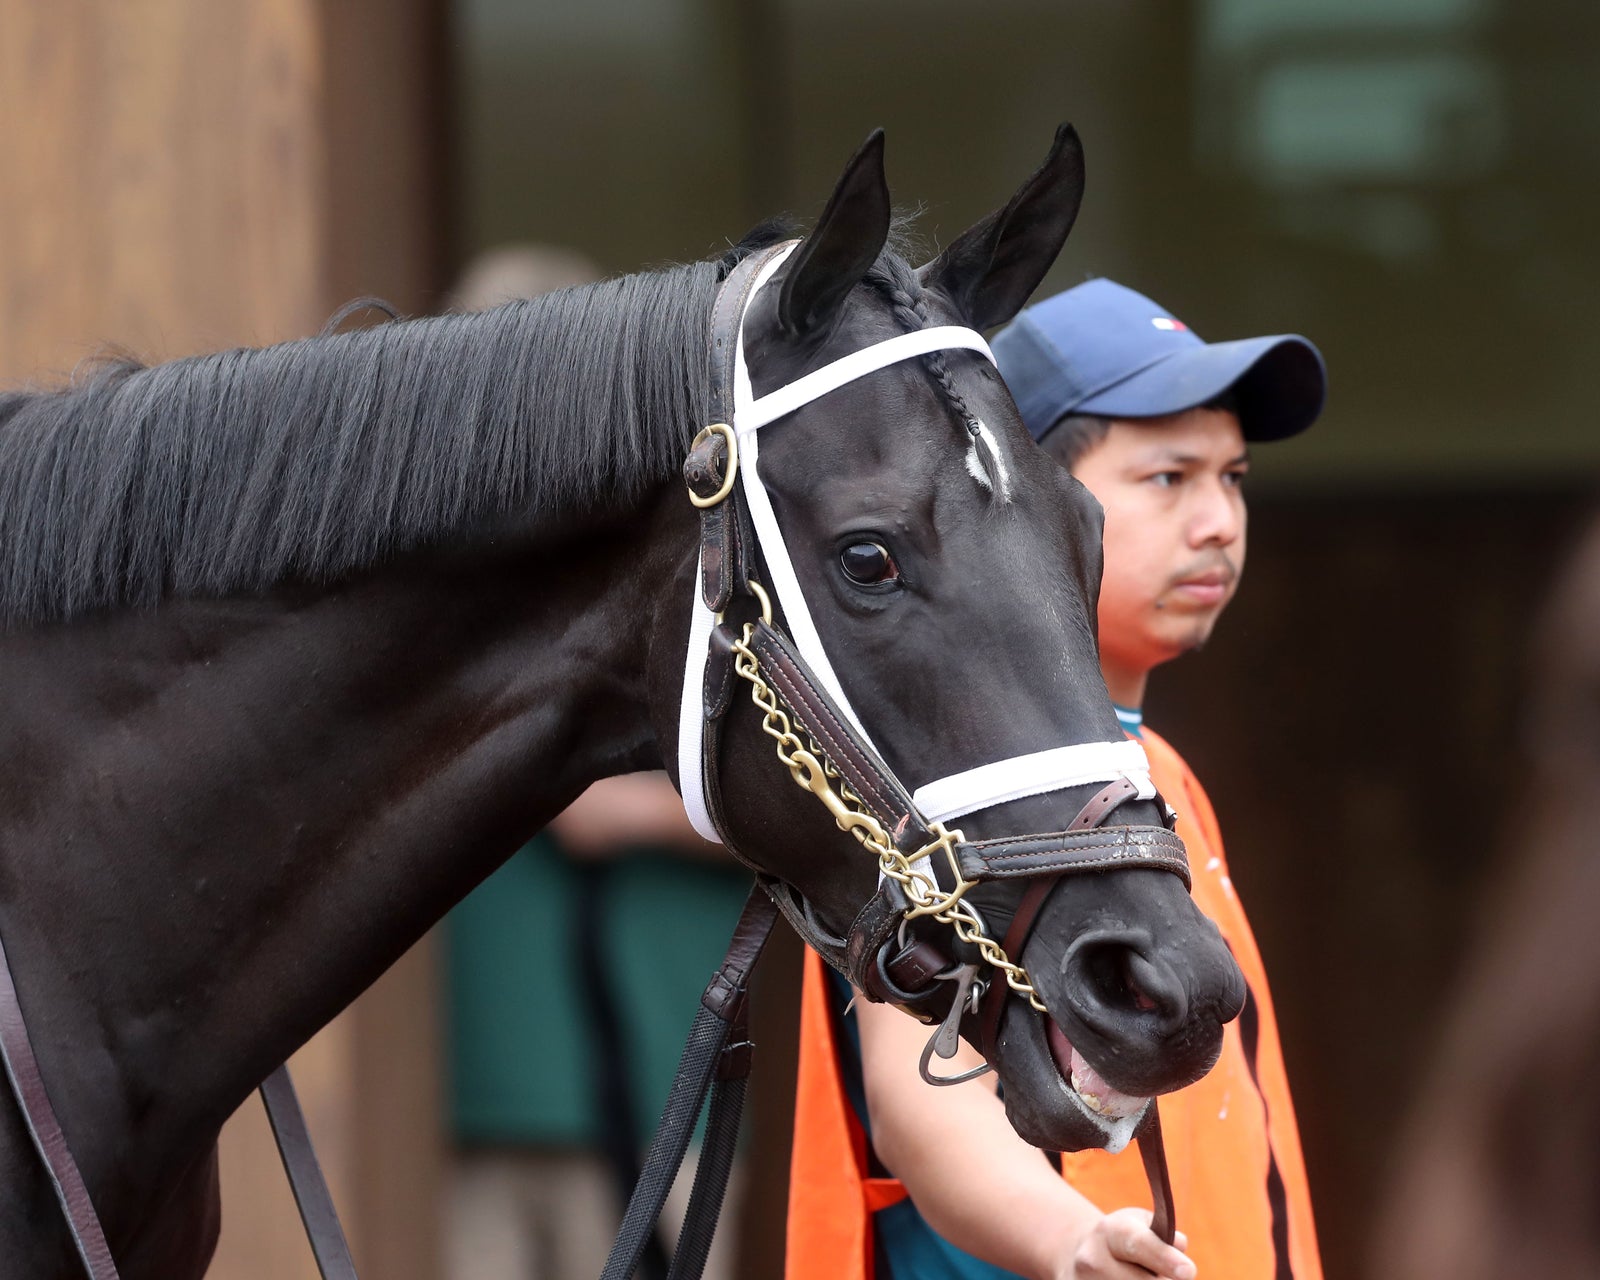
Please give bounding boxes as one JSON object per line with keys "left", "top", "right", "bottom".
{"left": 729, "top": 620, "right": 1048, "bottom": 1014}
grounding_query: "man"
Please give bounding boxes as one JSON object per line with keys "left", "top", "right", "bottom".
{"left": 786, "top": 278, "right": 1327, "bottom": 1280}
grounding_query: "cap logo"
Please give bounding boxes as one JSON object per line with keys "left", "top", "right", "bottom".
{"left": 1151, "top": 317, "right": 1188, "bottom": 332}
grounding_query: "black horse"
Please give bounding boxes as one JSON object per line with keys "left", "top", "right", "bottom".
{"left": 0, "top": 128, "right": 1243, "bottom": 1277}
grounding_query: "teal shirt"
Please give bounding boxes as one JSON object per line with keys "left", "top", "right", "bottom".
{"left": 447, "top": 834, "right": 751, "bottom": 1146}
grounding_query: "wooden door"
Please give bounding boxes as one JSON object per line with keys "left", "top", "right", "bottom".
{"left": 0, "top": 4, "right": 447, "bottom": 1276}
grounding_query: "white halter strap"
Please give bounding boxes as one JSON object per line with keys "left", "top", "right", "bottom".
{"left": 912, "top": 740, "right": 1156, "bottom": 825}
{"left": 677, "top": 247, "right": 1152, "bottom": 844}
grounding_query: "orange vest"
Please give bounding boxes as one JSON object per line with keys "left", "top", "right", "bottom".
{"left": 785, "top": 727, "right": 1322, "bottom": 1280}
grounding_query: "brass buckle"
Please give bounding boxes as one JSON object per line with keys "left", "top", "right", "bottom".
{"left": 900, "top": 822, "right": 975, "bottom": 919}
{"left": 687, "top": 423, "right": 739, "bottom": 509}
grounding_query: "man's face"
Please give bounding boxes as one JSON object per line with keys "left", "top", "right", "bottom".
{"left": 1057, "top": 408, "right": 1248, "bottom": 680}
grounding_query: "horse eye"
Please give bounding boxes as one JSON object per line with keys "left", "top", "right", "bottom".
{"left": 840, "top": 541, "right": 898, "bottom": 586}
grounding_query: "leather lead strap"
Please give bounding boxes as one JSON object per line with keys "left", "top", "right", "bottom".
{"left": 1136, "top": 1100, "right": 1177, "bottom": 1246}
{"left": 0, "top": 931, "right": 120, "bottom": 1280}
{"left": 603, "top": 888, "right": 780, "bottom": 1280}
{"left": 259, "top": 1065, "right": 361, "bottom": 1280}
{"left": 0, "top": 917, "right": 356, "bottom": 1280}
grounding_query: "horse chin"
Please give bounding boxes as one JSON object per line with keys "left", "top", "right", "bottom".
{"left": 992, "top": 1000, "right": 1150, "bottom": 1155}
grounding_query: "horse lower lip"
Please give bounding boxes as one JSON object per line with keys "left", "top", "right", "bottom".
{"left": 1046, "top": 1019, "right": 1148, "bottom": 1119}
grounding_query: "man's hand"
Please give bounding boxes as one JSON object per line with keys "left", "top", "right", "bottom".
{"left": 1059, "top": 1210, "right": 1193, "bottom": 1280}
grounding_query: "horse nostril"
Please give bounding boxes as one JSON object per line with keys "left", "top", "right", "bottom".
{"left": 1123, "top": 949, "right": 1188, "bottom": 1027}
{"left": 1067, "top": 933, "right": 1189, "bottom": 1031}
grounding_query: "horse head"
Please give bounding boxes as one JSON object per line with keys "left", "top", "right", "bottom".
{"left": 657, "top": 127, "right": 1246, "bottom": 1154}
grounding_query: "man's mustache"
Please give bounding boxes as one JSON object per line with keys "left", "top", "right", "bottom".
{"left": 1167, "top": 552, "right": 1239, "bottom": 591}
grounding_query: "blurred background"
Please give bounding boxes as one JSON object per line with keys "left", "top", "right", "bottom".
{"left": 3, "top": 1, "right": 1597, "bottom": 1277}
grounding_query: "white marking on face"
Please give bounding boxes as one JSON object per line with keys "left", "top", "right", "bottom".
{"left": 965, "top": 444, "right": 993, "bottom": 493}
{"left": 964, "top": 419, "right": 1013, "bottom": 502}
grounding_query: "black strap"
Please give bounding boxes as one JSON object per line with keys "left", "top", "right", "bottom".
{"left": 572, "top": 863, "right": 671, "bottom": 1279}
{"left": 259, "top": 1065, "right": 361, "bottom": 1280}
{"left": 662, "top": 1070, "right": 748, "bottom": 1280}
{"left": 601, "top": 885, "right": 778, "bottom": 1280}
{"left": 0, "top": 930, "right": 121, "bottom": 1280}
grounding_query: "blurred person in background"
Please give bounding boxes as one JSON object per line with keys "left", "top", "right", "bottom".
{"left": 443, "top": 247, "right": 751, "bottom": 1280}
{"left": 1376, "top": 516, "right": 1600, "bottom": 1280}
{"left": 786, "top": 280, "right": 1328, "bottom": 1280}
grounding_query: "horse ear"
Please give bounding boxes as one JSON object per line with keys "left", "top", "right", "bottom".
{"left": 777, "top": 130, "right": 891, "bottom": 337}
{"left": 919, "top": 124, "right": 1086, "bottom": 331}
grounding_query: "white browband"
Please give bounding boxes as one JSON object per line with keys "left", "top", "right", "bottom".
{"left": 678, "top": 248, "right": 1150, "bottom": 846}
{"left": 912, "top": 739, "right": 1156, "bottom": 825}
{"left": 740, "top": 326, "right": 997, "bottom": 432}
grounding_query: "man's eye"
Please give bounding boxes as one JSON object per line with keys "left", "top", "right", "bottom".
{"left": 1149, "top": 471, "right": 1183, "bottom": 488}
{"left": 1224, "top": 470, "right": 1248, "bottom": 488}
{"left": 840, "top": 541, "right": 899, "bottom": 586}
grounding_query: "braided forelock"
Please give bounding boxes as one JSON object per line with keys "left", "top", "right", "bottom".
{"left": 864, "top": 255, "right": 981, "bottom": 427}
{"left": 864, "top": 253, "right": 1005, "bottom": 494}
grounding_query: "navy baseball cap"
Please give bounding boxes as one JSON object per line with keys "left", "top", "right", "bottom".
{"left": 992, "top": 279, "right": 1327, "bottom": 443}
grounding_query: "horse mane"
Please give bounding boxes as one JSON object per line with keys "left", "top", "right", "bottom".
{"left": 0, "top": 220, "right": 951, "bottom": 628}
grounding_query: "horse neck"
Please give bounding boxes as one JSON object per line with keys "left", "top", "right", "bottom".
{"left": 0, "top": 484, "right": 697, "bottom": 1211}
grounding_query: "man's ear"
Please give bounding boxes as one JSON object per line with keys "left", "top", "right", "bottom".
{"left": 777, "top": 130, "right": 891, "bottom": 337}
{"left": 918, "top": 124, "right": 1086, "bottom": 331}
